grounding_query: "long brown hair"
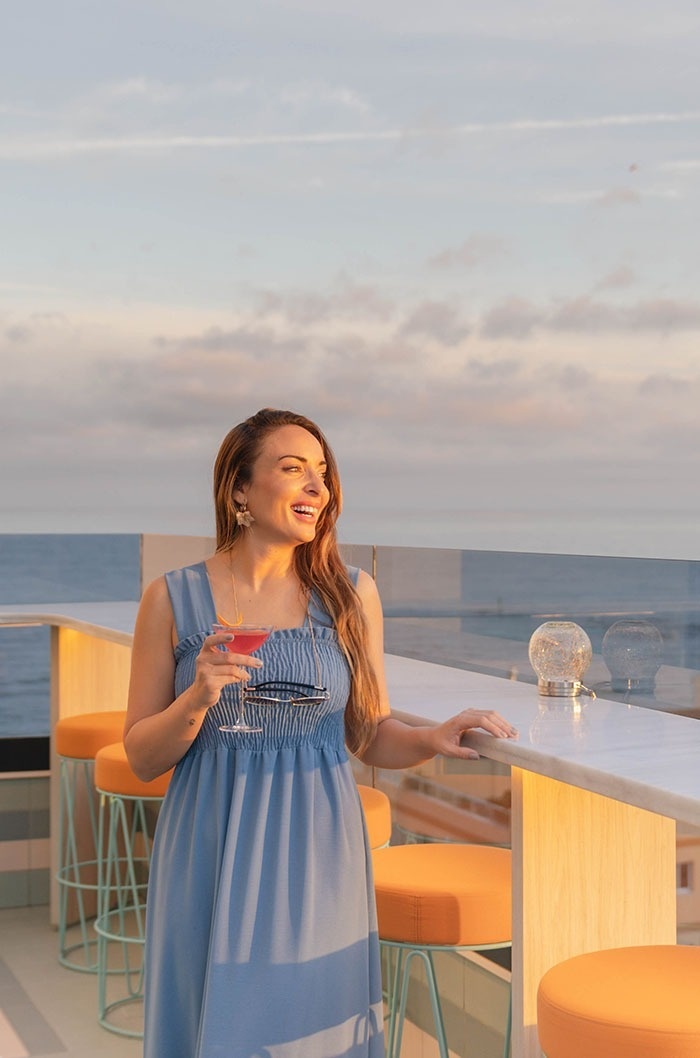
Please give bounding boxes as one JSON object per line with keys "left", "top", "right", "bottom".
{"left": 213, "top": 407, "right": 380, "bottom": 756}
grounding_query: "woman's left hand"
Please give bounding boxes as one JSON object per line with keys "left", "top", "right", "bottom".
{"left": 428, "top": 709, "right": 518, "bottom": 760}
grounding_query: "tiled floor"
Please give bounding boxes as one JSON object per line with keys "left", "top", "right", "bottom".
{"left": 0, "top": 905, "right": 503, "bottom": 1058}
{"left": 0, "top": 905, "right": 142, "bottom": 1058}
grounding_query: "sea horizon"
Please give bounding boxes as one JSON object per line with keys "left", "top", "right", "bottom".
{"left": 1, "top": 506, "right": 699, "bottom": 562}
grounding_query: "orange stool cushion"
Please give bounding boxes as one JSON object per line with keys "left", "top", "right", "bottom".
{"left": 372, "top": 843, "right": 511, "bottom": 947}
{"left": 538, "top": 945, "right": 700, "bottom": 1058}
{"left": 357, "top": 784, "right": 392, "bottom": 849}
{"left": 94, "top": 742, "right": 173, "bottom": 800}
{"left": 55, "top": 710, "right": 127, "bottom": 759}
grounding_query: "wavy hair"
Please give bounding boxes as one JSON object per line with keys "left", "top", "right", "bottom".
{"left": 213, "top": 407, "right": 380, "bottom": 756}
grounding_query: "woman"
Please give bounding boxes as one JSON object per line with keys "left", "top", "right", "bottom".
{"left": 124, "top": 407, "right": 517, "bottom": 1058}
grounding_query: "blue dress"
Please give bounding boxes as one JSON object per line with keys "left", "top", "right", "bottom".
{"left": 143, "top": 561, "right": 384, "bottom": 1058}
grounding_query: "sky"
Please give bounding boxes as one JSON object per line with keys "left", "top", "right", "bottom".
{"left": 2, "top": 0, "right": 700, "bottom": 556}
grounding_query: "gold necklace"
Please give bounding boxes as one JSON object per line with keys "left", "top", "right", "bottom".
{"left": 217, "top": 561, "right": 321, "bottom": 683}
{"left": 215, "top": 556, "right": 244, "bottom": 627}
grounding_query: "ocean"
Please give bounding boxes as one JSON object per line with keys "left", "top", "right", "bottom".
{"left": 0, "top": 535, "right": 141, "bottom": 737}
{"left": 338, "top": 507, "right": 700, "bottom": 562}
{"left": 1, "top": 527, "right": 699, "bottom": 737}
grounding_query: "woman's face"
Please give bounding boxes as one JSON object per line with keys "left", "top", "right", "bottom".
{"left": 235, "top": 425, "right": 331, "bottom": 545}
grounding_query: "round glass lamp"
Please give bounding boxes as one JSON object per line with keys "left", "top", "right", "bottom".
{"left": 602, "top": 619, "right": 663, "bottom": 693}
{"left": 528, "top": 621, "right": 592, "bottom": 697}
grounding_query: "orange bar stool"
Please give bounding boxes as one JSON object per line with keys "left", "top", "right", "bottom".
{"left": 357, "top": 783, "right": 392, "bottom": 849}
{"left": 373, "top": 843, "right": 512, "bottom": 1058}
{"left": 537, "top": 945, "right": 700, "bottom": 1058}
{"left": 54, "top": 710, "right": 127, "bottom": 972}
{"left": 93, "top": 742, "right": 173, "bottom": 1038}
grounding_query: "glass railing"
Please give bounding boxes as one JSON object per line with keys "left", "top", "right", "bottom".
{"left": 342, "top": 543, "right": 700, "bottom": 719}
{"left": 2, "top": 535, "right": 699, "bottom": 740}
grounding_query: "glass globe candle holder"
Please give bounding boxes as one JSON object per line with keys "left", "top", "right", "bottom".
{"left": 602, "top": 619, "right": 663, "bottom": 693}
{"left": 528, "top": 621, "right": 593, "bottom": 697}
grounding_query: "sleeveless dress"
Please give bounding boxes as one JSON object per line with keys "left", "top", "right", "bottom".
{"left": 143, "top": 561, "right": 384, "bottom": 1058}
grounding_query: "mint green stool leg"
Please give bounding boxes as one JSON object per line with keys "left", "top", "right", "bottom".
{"left": 95, "top": 790, "right": 158, "bottom": 1039}
{"left": 391, "top": 949, "right": 449, "bottom": 1058}
{"left": 382, "top": 939, "right": 511, "bottom": 1058}
{"left": 57, "top": 755, "right": 103, "bottom": 972}
{"left": 384, "top": 944, "right": 405, "bottom": 1057}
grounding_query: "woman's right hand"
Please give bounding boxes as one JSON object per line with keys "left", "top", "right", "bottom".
{"left": 192, "top": 631, "right": 263, "bottom": 709}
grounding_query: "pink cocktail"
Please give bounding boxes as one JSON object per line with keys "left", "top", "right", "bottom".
{"left": 212, "top": 623, "right": 273, "bottom": 732}
{"left": 215, "top": 628, "right": 271, "bottom": 654}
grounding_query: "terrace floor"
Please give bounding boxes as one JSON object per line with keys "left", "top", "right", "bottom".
{"left": 0, "top": 905, "right": 465, "bottom": 1058}
{"left": 0, "top": 904, "right": 142, "bottom": 1058}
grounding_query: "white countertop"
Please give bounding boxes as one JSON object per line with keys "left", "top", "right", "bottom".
{"left": 0, "top": 601, "right": 138, "bottom": 646}
{"left": 385, "top": 654, "right": 700, "bottom": 828}
{"left": 2, "top": 603, "right": 699, "bottom": 826}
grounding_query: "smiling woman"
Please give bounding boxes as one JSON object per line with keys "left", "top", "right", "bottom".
{"left": 122, "top": 405, "right": 517, "bottom": 1058}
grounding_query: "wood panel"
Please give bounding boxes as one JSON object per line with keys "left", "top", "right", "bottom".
{"left": 510, "top": 767, "right": 677, "bottom": 1058}
{"left": 52, "top": 626, "right": 132, "bottom": 721}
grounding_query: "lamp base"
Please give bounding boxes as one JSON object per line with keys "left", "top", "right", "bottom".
{"left": 610, "top": 677, "right": 657, "bottom": 694}
{"left": 538, "top": 679, "right": 582, "bottom": 697}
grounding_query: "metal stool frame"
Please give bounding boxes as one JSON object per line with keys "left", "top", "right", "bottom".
{"left": 94, "top": 787, "right": 162, "bottom": 1038}
{"left": 381, "top": 938, "right": 511, "bottom": 1058}
{"left": 56, "top": 755, "right": 104, "bottom": 972}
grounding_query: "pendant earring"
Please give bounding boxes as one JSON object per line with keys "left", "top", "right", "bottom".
{"left": 235, "top": 502, "right": 254, "bottom": 529}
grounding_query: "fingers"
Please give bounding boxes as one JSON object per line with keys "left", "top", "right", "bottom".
{"left": 483, "top": 712, "right": 519, "bottom": 739}
{"left": 452, "top": 709, "right": 518, "bottom": 739}
{"left": 196, "top": 635, "right": 263, "bottom": 705}
{"left": 452, "top": 744, "right": 481, "bottom": 761}
{"left": 474, "top": 710, "right": 517, "bottom": 739}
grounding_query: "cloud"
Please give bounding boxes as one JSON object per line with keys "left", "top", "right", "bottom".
{"left": 594, "top": 266, "right": 638, "bottom": 292}
{"left": 532, "top": 186, "right": 678, "bottom": 206}
{"left": 625, "top": 299, "right": 700, "bottom": 332}
{"left": 103, "top": 77, "right": 184, "bottom": 105}
{"left": 638, "top": 373, "right": 693, "bottom": 395}
{"left": 480, "top": 297, "right": 543, "bottom": 340}
{"left": 427, "top": 234, "right": 507, "bottom": 271}
{"left": 594, "top": 186, "right": 641, "bottom": 208}
{"left": 659, "top": 159, "right": 700, "bottom": 172}
{"left": 481, "top": 295, "right": 700, "bottom": 339}
{"left": 156, "top": 325, "right": 308, "bottom": 358}
{"left": 398, "top": 301, "right": 470, "bottom": 347}
{"left": 277, "top": 82, "right": 371, "bottom": 114}
{"left": 2, "top": 272, "right": 699, "bottom": 531}
{"left": 253, "top": 277, "right": 395, "bottom": 326}
{"left": 4, "top": 108, "right": 700, "bottom": 161}
{"left": 466, "top": 356, "right": 522, "bottom": 381}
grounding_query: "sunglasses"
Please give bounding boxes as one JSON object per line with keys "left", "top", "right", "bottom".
{"left": 243, "top": 681, "right": 330, "bottom": 706}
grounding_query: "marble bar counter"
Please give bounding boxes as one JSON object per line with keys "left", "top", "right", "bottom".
{"left": 384, "top": 654, "right": 700, "bottom": 827}
{"left": 0, "top": 601, "right": 138, "bottom": 644}
{"left": 384, "top": 653, "right": 699, "bottom": 1058}
{"left": 2, "top": 604, "right": 697, "bottom": 1057}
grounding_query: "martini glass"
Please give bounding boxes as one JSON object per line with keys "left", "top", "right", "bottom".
{"left": 212, "top": 623, "right": 273, "bottom": 732}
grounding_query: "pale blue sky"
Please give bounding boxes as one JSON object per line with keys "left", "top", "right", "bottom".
{"left": 2, "top": 0, "right": 699, "bottom": 554}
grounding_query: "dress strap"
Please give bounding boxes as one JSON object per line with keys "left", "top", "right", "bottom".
{"left": 164, "top": 562, "right": 214, "bottom": 642}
